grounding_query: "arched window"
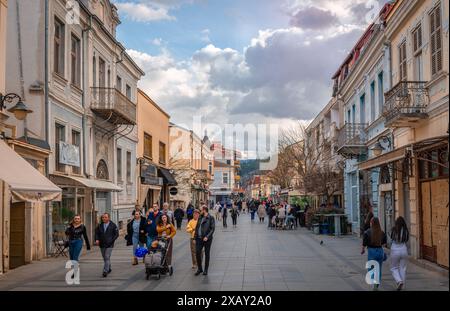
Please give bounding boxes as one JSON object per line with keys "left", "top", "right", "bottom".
{"left": 97, "top": 159, "right": 109, "bottom": 180}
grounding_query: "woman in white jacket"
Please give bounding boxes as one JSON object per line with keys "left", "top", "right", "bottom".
{"left": 390, "top": 216, "right": 409, "bottom": 291}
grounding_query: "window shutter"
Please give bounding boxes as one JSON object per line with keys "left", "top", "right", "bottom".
{"left": 430, "top": 5, "right": 442, "bottom": 76}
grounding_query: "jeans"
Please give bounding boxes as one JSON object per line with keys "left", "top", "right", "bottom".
{"left": 285, "top": 215, "right": 296, "bottom": 226}
{"left": 250, "top": 212, "right": 255, "bottom": 220}
{"left": 69, "top": 239, "right": 83, "bottom": 261}
{"left": 146, "top": 235, "right": 157, "bottom": 249}
{"left": 223, "top": 216, "right": 227, "bottom": 228}
{"left": 132, "top": 236, "right": 144, "bottom": 257}
{"left": 176, "top": 218, "right": 183, "bottom": 229}
{"left": 100, "top": 247, "right": 113, "bottom": 273}
{"left": 390, "top": 242, "right": 408, "bottom": 284}
{"left": 196, "top": 237, "right": 212, "bottom": 272}
{"left": 368, "top": 247, "right": 384, "bottom": 284}
{"left": 232, "top": 216, "right": 237, "bottom": 226}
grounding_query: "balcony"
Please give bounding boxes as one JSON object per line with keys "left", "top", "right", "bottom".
{"left": 336, "top": 123, "right": 368, "bottom": 158}
{"left": 383, "top": 81, "right": 429, "bottom": 128}
{"left": 90, "top": 87, "right": 136, "bottom": 125}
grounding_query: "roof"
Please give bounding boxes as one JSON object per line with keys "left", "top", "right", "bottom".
{"left": 138, "top": 89, "right": 170, "bottom": 118}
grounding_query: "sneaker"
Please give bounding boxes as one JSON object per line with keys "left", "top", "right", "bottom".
{"left": 397, "top": 282, "right": 403, "bottom": 291}
{"left": 195, "top": 270, "right": 203, "bottom": 276}
{"left": 102, "top": 272, "right": 107, "bottom": 277}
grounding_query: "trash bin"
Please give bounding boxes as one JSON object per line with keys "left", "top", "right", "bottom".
{"left": 320, "top": 223, "right": 329, "bottom": 235}
{"left": 312, "top": 224, "right": 320, "bottom": 235}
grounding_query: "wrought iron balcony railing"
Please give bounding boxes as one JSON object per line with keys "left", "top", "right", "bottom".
{"left": 91, "top": 87, "right": 136, "bottom": 125}
{"left": 383, "top": 81, "right": 429, "bottom": 127}
{"left": 336, "top": 123, "right": 368, "bottom": 157}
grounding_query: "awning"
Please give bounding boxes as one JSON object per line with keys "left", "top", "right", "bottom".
{"left": 51, "top": 175, "right": 122, "bottom": 192}
{"left": 138, "top": 184, "right": 161, "bottom": 206}
{"left": 359, "top": 146, "right": 407, "bottom": 171}
{"left": 0, "top": 139, "right": 61, "bottom": 202}
{"left": 158, "top": 167, "right": 177, "bottom": 186}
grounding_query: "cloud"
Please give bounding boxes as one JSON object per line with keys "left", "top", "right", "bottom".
{"left": 200, "top": 29, "right": 211, "bottom": 43}
{"left": 115, "top": 2, "right": 175, "bottom": 22}
{"left": 289, "top": 7, "right": 339, "bottom": 29}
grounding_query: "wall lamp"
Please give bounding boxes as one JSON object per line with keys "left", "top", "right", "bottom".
{"left": 0, "top": 93, "right": 33, "bottom": 121}
{"left": 371, "top": 135, "right": 392, "bottom": 157}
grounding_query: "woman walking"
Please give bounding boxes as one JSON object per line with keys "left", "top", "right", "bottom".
{"left": 257, "top": 203, "right": 266, "bottom": 223}
{"left": 230, "top": 205, "right": 239, "bottom": 228}
{"left": 361, "top": 217, "right": 387, "bottom": 290}
{"left": 126, "top": 210, "right": 147, "bottom": 265}
{"left": 65, "top": 215, "right": 90, "bottom": 262}
{"left": 390, "top": 216, "right": 409, "bottom": 290}
{"left": 156, "top": 214, "right": 177, "bottom": 266}
{"left": 186, "top": 209, "right": 201, "bottom": 269}
{"left": 222, "top": 205, "right": 228, "bottom": 228}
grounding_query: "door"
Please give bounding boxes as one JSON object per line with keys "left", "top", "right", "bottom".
{"left": 381, "top": 192, "right": 393, "bottom": 242}
{"left": 10, "top": 203, "right": 25, "bottom": 269}
{"left": 421, "top": 179, "right": 449, "bottom": 267}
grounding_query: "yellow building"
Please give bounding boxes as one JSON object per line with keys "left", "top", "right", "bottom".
{"left": 361, "top": 0, "right": 448, "bottom": 269}
{"left": 136, "top": 89, "right": 175, "bottom": 210}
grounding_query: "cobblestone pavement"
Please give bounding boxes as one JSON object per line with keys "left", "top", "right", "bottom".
{"left": 0, "top": 215, "right": 448, "bottom": 291}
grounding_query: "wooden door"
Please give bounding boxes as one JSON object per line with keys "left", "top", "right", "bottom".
{"left": 10, "top": 203, "right": 25, "bottom": 269}
{"left": 421, "top": 179, "right": 449, "bottom": 267}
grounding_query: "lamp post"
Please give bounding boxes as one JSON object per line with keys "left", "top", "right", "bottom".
{"left": 0, "top": 92, "right": 33, "bottom": 137}
{"left": 370, "top": 135, "right": 392, "bottom": 157}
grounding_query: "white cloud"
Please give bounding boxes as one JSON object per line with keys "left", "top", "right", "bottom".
{"left": 115, "top": 2, "right": 175, "bottom": 22}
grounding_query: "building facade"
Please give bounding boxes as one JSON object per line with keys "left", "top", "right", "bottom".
{"left": 5, "top": 0, "right": 144, "bottom": 243}
{"left": 136, "top": 89, "right": 175, "bottom": 212}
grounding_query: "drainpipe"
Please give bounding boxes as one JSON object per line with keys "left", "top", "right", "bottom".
{"left": 82, "top": 16, "right": 93, "bottom": 178}
{"left": 44, "top": 0, "right": 50, "bottom": 255}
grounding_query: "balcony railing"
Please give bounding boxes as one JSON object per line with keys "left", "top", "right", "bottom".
{"left": 336, "top": 123, "right": 368, "bottom": 158}
{"left": 91, "top": 87, "right": 136, "bottom": 125}
{"left": 383, "top": 81, "right": 429, "bottom": 127}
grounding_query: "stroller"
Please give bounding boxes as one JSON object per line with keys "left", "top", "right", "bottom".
{"left": 144, "top": 237, "right": 174, "bottom": 280}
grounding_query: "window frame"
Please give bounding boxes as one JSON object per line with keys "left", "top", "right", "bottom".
{"left": 55, "top": 123, "right": 66, "bottom": 172}
{"left": 126, "top": 151, "right": 132, "bottom": 183}
{"left": 144, "top": 132, "right": 153, "bottom": 160}
{"left": 399, "top": 40, "right": 407, "bottom": 81}
{"left": 70, "top": 33, "right": 81, "bottom": 87}
{"left": 159, "top": 141, "right": 166, "bottom": 165}
{"left": 429, "top": 4, "right": 443, "bottom": 77}
{"left": 71, "top": 129, "right": 81, "bottom": 175}
{"left": 53, "top": 17, "right": 65, "bottom": 76}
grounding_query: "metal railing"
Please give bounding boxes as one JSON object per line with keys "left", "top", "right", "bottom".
{"left": 383, "top": 81, "right": 429, "bottom": 124}
{"left": 90, "top": 87, "right": 136, "bottom": 124}
{"left": 337, "top": 123, "right": 368, "bottom": 149}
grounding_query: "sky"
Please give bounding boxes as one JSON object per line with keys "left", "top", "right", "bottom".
{"left": 111, "top": 0, "right": 389, "bottom": 158}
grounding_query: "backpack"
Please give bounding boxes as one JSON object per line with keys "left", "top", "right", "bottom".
{"left": 145, "top": 251, "right": 162, "bottom": 267}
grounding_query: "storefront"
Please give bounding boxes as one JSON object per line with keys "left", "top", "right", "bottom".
{"left": 49, "top": 175, "right": 121, "bottom": 244}
{"left": 0, "top": 140, "right": 61, "bottom": 273}
{"left": 138, "top": 159, "right": 163, "bottom": 212}
{"left": 158, "top": 167, "right": 177, "bottom": 207}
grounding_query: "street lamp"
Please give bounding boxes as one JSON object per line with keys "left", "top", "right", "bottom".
{"left": 371, "top": 135, "right": 392, "bottom": 157}
{"left": 0, "top": 93, "right": 33, "bottom": 121}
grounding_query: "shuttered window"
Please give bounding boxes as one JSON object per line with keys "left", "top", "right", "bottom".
{"left": 430, "top": 4, "right": 443, "bottom": 76}
{"left": 399, "top": 41, "right": 407, "bottom": 81}
{"left": 412, "top": 24, "right": 422, "bottom": 54}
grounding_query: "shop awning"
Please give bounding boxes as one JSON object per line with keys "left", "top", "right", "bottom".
{"left": 158, "top": 167, "right": 177, "bottom": 186}
{"left": 0, "top": 140, "right": 61, "bottom": 202}
{"left": 359, "top": 146, "right": 407, "bottom": 171}
{"left": 52, "top": 175, "right": 122, "bottom": 192}
{"left": 139, "top": 184, "right": 161, "bottom": 206}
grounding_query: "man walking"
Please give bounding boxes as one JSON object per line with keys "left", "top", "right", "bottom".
{"left": 146, "top": 203, "right": 162, "bottom": 247}
{"left": 95, "top": 213, "right": 119, "bottom": 277}
{"left": 162, "top": 202, "right": 175, "bottom": 224}
{"left": 174, "top": 205, "right": 185, "bottom": 229}
{"left": 194, "top": 205, "right": 215, "bottom": 276}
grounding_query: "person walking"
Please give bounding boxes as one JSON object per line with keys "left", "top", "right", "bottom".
{"left": 95, "top": 213, "right": 119, "bottom": 277}
{"left": 361, "top": 217, "right": 387, "bottom": 290}
{"left": 126, "top": 210, "right": 147, "bottom": 265}
{"left": 214, "top": 202, "right": 221, "bottom": 221}
{"left": 257, "top": 203, "right": 266, "bottom": 223}
{"left": 242, "top": 200, "right": 247, "bottom": 214}
{"left": 186, "top": 203, "right": 194, "bottom": 222}
{"left": 390, "top": 216, "right": 409, "bottom": 291}
{"left": 174, "top": 206, "right": 185, "bottom": 229}
{"left": 194, "top": 205, "right": 215, "bottom": 276}
{"left": 156, "top": 214, "right": 177, "bottom": 266}
{"left": 222, "top": 205, "right": 228, "bottom": 228}
{"left": 162, "top": 202, "right": 175, "bottom": 225}
{"left": 250, "top": 201, "right": 257, "bottom": 222}
{"left": 65, "top": 215, "right": 90, "bottom": 262}
{"left": 145, "top": 203, "right": 162, "bottom": 248}
{"left": 268, "top": 204, "right": 276, "bottom": 228}
{"left": 186, "top": 209, "right": 201, "bottom": 269}
{"left": 230, "top": 204, "right": 239, "bottom": 228}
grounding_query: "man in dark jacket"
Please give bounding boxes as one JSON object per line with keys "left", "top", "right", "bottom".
{"left": 145, "top": 203, "right": 162, "bottom": 247}
{"left": 95, "top": 213, "right": 119, "bottom": 277}
{"left": 194, "top": 205, "right": 215, "bottom": 276}
{"left": 174, "top": 206, "right": 185, "bottom": 229}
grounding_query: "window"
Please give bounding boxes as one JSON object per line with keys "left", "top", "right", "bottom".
{"left": 377, "top": 72, "right": 384, "bottom": 117}
{"left": 117, "top": 148, "right": 122, "bottom": 182}
{"left": 71, "top": 130, "right": 81, "bottom": 174}
{"left": 126, "top": 84, "right": 132, "bottom": 99}
{"left": 412, "top": 24, "right": 423, "bottom": 81}
{"left": 116, "top": 76, "right": 122, "bottom": 92}
{"left": 144, "top": 133, "right": 152, "bottom": 159}
{"left": 70, "top": 34, "right": 81, "bottom": 87}
{"left": 399, "top": 41, "right": 407, "bottom": 81}
{"left": 99, "top": 58, "right": 106, "bottom": 87}
{"left": 360, "top": 94, "right": 366, "bottom": 124}
{"left": 223, "top": 172, "right": 229, "bottom": 185}
{"left": 430, "top": 4, "right": 443, "bottom": 76}
{"left": 126, "top": 151, "right": 132, "bottom": 182}
{"left": 351, "top": 104, "right": 356, "bottom": 124}
{"left": 347, "top": 109, "right": 351, "bottom": 123}
{"left": 54, "top": 17, "right": 65, "bottom": 75}
{"left": 370, "top": 82, "right": 375, "bottom": 122}
{"left": 159, "top": 142, "right": 166, "bottom": 165}
{"left": 93, "top": 56, "right": 96, "bottom": 87}
{"left": 55, "top": 123, "right": 66, "bottom": 172}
